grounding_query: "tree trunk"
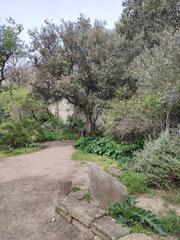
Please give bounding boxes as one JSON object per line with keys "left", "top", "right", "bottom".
{"left": 86, "top": 114, "right": 96, "bottom": 135}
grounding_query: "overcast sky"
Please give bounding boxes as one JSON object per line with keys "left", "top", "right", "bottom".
{"left": 0, "top": 0, "right": 124, "bottom": 42}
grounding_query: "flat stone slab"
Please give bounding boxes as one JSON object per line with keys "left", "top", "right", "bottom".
{"left": 119, "top": 233, "right": 153, "bottom": 240}
{"left": 69, "top": 189, "right": 87, "bottom": 200}
{"left": 91, "top": 216, "right": 130, "bottom": 240}
{"left": 72, "top": 219, "right": 95, "bottom": 239}
{"left": 56, "top": 195, "right": 79, "bottom": 214}
{"left": 71, "top": 202, "right": 106, "bottom": 227}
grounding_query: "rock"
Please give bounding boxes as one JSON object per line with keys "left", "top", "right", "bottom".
{"left": 91, "top": 216, "right": 130, "bottom": 240}
{"left": 72, "top": 219, "right": 95, "bottom": 239}
{"left": 69, "top": 189, "right": 87, "bottom": 200}
{"left": 56, "top": 195, "right": 105, "bottom": 227}
{"left": 94, "top": 236, "right": 103, "bottom": 240}
{"left": 58, "top": 181, "right": 72, "bottom": 196}
{"left": 88, "top": 163, "right": 127, "bottom": 209}
{"left": 119, "top": 233, "right": 153, "bottom": 240}
{"left": 70, "top": 201, "right": 106, "bottom": 227}
{"left": 56, "top": 195, "right": 79, "bottom": 214}
{"left": 108, "top": 165, "right": 120, "bottom": 178}
{"left": 55, "top": 207, "right": 72, "bottom": 223}
{"left": 50, "top": 217, "right": 56, "bottom": 223}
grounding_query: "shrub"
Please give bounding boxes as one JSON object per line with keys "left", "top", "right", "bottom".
{"left": 65, "top": 115, "right": 85, "bottom": 134}
{"left": 75, "top": 137, "right": 143, "bottom": 162}
{"left": 133, "top": 132, "right": 180, "bottom": 189}
{"left": 109, "top": 196, "right": 165, "bottom": 236}
{"left": 120, "top": 171, "right": 148, "bottom": 194}
{"left": 0, "top": 119, "right": 39, "bottom": 148}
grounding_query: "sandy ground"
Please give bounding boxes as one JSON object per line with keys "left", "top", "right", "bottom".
{"left": 0, "top": 142, "right": 89, "bottom": 240}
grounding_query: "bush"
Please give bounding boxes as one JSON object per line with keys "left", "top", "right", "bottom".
{"left": 120, "top": 171, "right": 148, "bottom": 194}
{"left": 65, "top": 115, "right": 85, "bottom": 134}
{"left": 133, "top": 132, "right": 180, "bottom": 189}
{"left": 75, "top": 137, "right": 143, "bottom": 162}
{"left": 0, "top": 119, "right": 39, "bottom": 148}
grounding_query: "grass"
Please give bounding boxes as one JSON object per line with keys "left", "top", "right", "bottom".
{"left": 71, "top": 150, "right": 120, "bottom": 171}
{"left": 160, "top": 210, "right": 180, "bottom": 235}
{"left": 0, "top": 146, "right": 40, "bottom": 158}
{"left": 72, "top": 150, "right": 148, "bottom": 194}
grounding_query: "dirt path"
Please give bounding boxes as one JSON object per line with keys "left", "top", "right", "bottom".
{"left": 0, "top": 142, "right": 89, "bottom": 240}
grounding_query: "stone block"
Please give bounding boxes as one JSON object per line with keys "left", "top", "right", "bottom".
{"left": 70, "top": 202, "right": 106, "bottom": 227}
{"left": 72, "top": 219, "right": 94, "bottom": 239}
{"left": 55, "top": 207, "right": 72, "bottom": 223}
{"left": 91, "top": 216, "right": 130, "bottom": 240}
{"left": 94, "top": 236, "right": 103, "bottom": 240}
{"left": 56, "top": 195, "right": 79, "bottom": 214}
{"left": 119, "top": 233, "right": 153, "bottom": 240}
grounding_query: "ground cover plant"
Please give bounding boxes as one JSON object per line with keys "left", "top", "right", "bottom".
{"left": 75, "top": 136, "right": 143, "bottom": 163}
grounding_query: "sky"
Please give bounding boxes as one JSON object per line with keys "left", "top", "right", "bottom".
{"left": 0, "top": 0, "right": 124, "bottom": 43}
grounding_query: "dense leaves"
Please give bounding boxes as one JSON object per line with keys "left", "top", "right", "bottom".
{"left": 109, "top": 196, "right": 165, "bottom": 235}
{"left": 75, "top": 137, "right": 143, "bottom": 162}
{"left": 133, "top": 132, "right": 180, "bottom": 189}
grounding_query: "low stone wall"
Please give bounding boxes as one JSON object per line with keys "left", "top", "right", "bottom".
{"left": 55, "top": 192, "right": 153, "bottom": 240}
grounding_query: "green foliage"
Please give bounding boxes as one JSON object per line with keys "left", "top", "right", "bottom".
{"left": 160, "top": 210, "right": 180, "bottom": 235}
{"left": 0, "top": 118, "right": 39, "bottom": 148}
{"left": 0, "top": 18, "right": 24, "bottom": 84}
{"left": 84, "top": 192, "right": 91, "bottom": 203}
{"left": 75, "top": 137, "right": 143, "bottom": 162}
{"left": 71, "top": 186, "right": 81, "bottom": 192}
{"left": 120, "top": 171, "right": 148, "bottom": 194}
{"left": 0, "top": 146, "right": 40, "bottom": 158}
{"left": 65, "top": 115, "right": 85, "bottom": 134}
{"left": 109, "top": 196, "right": 165, "bottom": 236}
{"left": 133, "top": 132, "right": 180, "bottom": 189}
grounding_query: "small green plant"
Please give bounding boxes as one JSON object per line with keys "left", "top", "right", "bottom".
{"left": 120, "top": 171, "right": 148, "bottom": 194}
{"left": 109, "top": 196, "right": 165, "bottom": 236}
{"left": 160, "top": 210, "right": 180, "bottom": 235}
{"left": 71, "top": 186, "right": 81, "bottom": 192}
{"left": 84, "top": 192, "right": 91, "bottom": 203}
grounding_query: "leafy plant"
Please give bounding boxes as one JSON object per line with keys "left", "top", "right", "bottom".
{"left": 120, "top": 171, "right": 148, "bottom": 194}
{"left": 133, "top": 132, "right": 180, "bottom": 189}
{"left": 109, "top": 196, "right": 165, "bottom": 236}
{"left": 0, "top": 118, "right": 39, "bottom": 148}
{"left": 75, "top": 137, "right": 143, "bottom": 163}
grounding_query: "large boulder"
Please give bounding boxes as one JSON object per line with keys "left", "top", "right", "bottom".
{"left": 88, "top": 163, "right": 127, "bottom": 209}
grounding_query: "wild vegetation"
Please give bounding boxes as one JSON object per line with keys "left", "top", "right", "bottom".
{"left": 0, "top": 0, "right": 179, "bottom": 237}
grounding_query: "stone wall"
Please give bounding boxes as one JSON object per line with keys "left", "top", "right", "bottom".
{"left": 55, "top": 193, "right": 153, "bottom": 240}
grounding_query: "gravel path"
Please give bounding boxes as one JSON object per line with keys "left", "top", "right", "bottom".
{"left": 0, "top": 142, "right": 89, "bottom": 240}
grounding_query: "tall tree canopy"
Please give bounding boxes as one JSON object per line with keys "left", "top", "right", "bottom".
{"left": 29, "top": 16, "right": 125, "bottom": 134}
{"left": 0, "top": 18, "right": 23, "bottom": 86}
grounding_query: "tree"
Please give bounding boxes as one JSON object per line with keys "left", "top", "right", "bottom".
{"left": 130, "top": 30, "right": 180, "bottom": 131}
{"left": 29, "top": 16, "right": 125, "bottom": 134}
{"left": 0, "top": 18, "right": 23, "bottom": 86}
{"left": 116, "top": 0, "right": 179, "bottom": 47}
